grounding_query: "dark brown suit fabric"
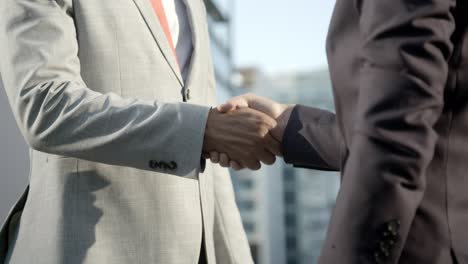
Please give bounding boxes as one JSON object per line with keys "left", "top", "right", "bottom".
{"left": 282, "top": 0, "right": 468, "bottom": 263}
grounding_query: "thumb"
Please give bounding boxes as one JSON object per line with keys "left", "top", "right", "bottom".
{"left": 217, "top": 102, "right": 236, "bottom": 113}
{"left": 217, "top": 97, "right": 249, "bottom": 113}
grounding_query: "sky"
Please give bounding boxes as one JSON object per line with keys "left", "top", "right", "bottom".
{"left": 233, "top": 0, "right": 336, "bottom": 74}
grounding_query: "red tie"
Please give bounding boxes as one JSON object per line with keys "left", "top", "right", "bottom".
{"left": 150, "top": 0, "right": 179, "bottom": 67}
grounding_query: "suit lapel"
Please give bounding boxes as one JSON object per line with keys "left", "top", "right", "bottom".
{"left": 132, "top": 0, "right": 184, "bottom": 86}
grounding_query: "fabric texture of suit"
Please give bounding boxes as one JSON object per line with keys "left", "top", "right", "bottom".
{"left": 282, "top": 0, "right": 468, "bottom": 263}
{"left": 0, "top": 0, "right": 252, "bottom": 263}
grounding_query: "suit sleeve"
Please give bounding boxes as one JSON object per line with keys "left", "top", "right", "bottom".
{"left": 282, "top": 105, "right": 342, "bottom": 171}
{"left": 319, "top": 0, "right": 456, "bottom": 263}
{"left": 0, "top": 0, "right": 210, "bottom": 176}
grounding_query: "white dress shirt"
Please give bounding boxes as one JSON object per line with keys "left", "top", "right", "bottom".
{"left": 162, "top": 0, "right": 194, "bottom": 81}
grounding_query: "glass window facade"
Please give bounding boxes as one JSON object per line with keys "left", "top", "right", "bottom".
{"left": 205, "top": 2, "right": 340, "bottom": 264}
{"left": 204, "top": 0, "right": 234, "bottom": 103}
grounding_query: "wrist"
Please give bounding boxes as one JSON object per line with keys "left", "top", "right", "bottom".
{"left": 272, "top": 105, "right": 294, "bottom": 141}
{"left": 203, "top": 108, "right": 218, "bottom": 152}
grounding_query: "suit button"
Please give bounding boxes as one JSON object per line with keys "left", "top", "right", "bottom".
{"left": 186, "top": 89, "right": 191, "bottom": 100}
{"left": 388, "top": 220, "right": 400, "bottom": 229}
{"left": 379, "top": 241, "right": 388, "bottom": 251}
{"left": 149, "top": 160, "right": 162, "bottom": 170}
{"left": 387, "top": 220, "right": 400, "bottom": 236}
{"left": 167, "top": 161, "right": 178, "bottom": 170}
{"left": 149, "top": 160, "right": 177, "bottom": 171}
{"left": 381, "top": 248, "right": 390, "bottom": 257}
{"left": 374, "top": 252, "right": 384, "bottom": 264}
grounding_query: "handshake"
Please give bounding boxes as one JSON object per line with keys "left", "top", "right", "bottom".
{"left": 202, "top": 93, "right": 293, "bottom": 171}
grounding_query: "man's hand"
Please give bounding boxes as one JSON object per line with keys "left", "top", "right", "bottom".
{"left": 209, "top": 93, "right": 295, "bottom": 170}
{"left": 217, "top": 93, "right": 293, "bottom": 141}
{"left": 203, "top": 107, "right": 281, "bottom": 170}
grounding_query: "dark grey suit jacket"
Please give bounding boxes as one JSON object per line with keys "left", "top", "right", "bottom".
{"left": 282, "top": 0, "right": 468, "bottom": 263}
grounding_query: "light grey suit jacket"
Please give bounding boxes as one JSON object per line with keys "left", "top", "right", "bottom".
{"left": 0, "top": 0, "right": 252, "bottom": 263}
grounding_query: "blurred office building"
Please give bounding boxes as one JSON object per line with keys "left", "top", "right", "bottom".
{"left": 262, "top": 69, "right": 340, "bottom": 264}
{"left": 229, "top": 162, "right": 286, "bottom": 264}
{"left": 204, "top": 2, "right": 286, "bottom": 263}
{"left": 224, "top": 67, "right": 341, "bottom": 264}
{"left": 203, "top": 0, "right": 235, "bottom": 103}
